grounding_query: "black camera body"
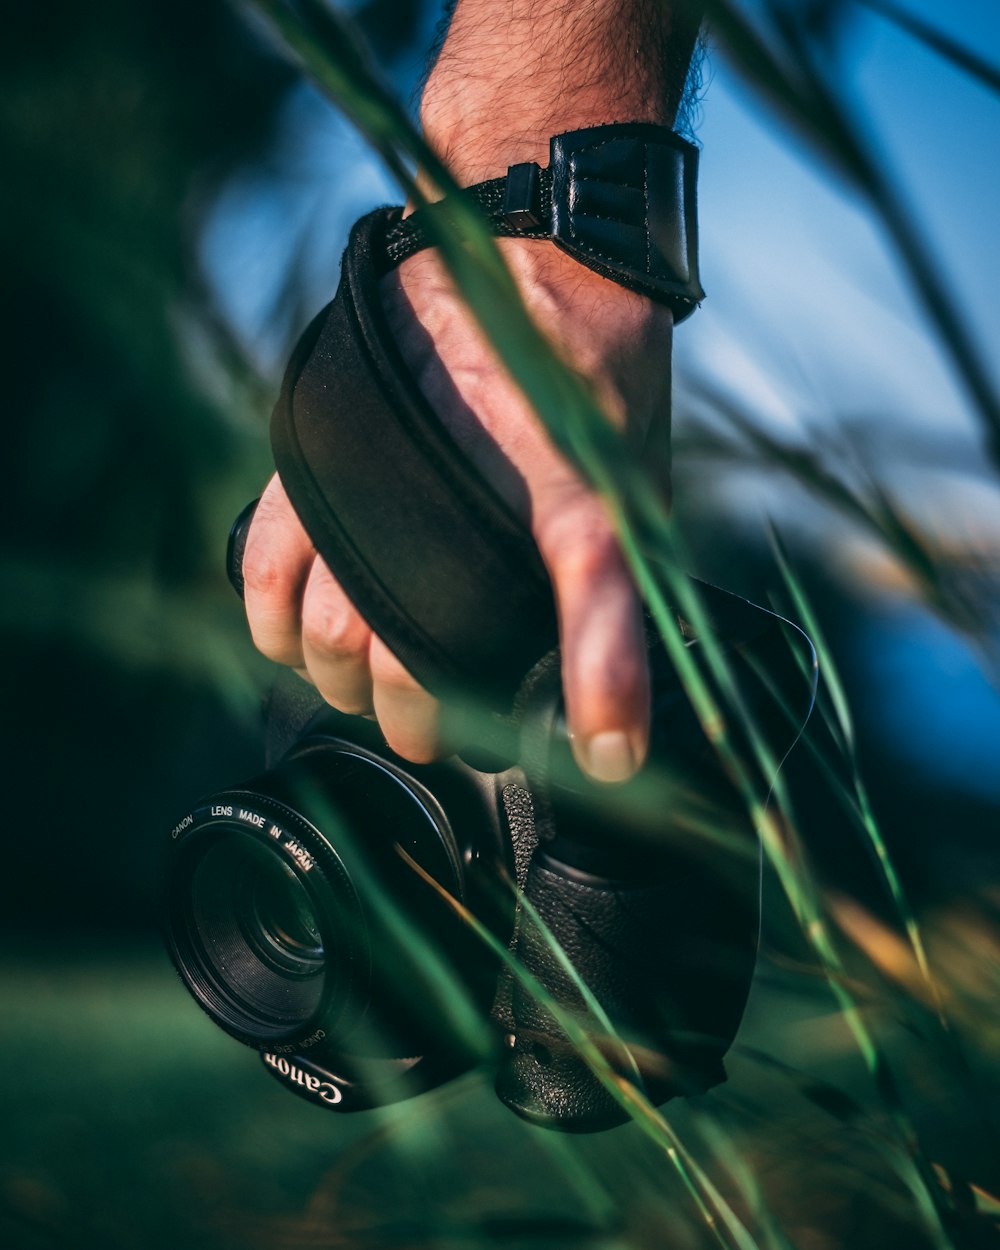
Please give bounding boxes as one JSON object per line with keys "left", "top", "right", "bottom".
{"left": 165, "top": 586, "right": 806, "bottom": 1133}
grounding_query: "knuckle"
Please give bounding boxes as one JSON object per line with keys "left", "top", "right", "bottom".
{"left": 302, "top": 604, "right": 366, "bottom": 663}
{"left": 241, "top": 543, "right": 289, "bottom": 599}
{"left": 534, "top": 493, "right": 617, "bottom": 562}
{"left": 551, "top": 526, "right": 622, "bottom": 586}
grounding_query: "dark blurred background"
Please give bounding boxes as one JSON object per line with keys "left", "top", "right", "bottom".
{"left": 3, "top": 1, "right": 1000, "bottom": 1247}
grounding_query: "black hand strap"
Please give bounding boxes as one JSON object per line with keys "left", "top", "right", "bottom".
{"left": 384, "top": 166, "right": 555, "bottom": 261}
{"left": 383, "top": 123, "right": 705, "bottom": 320}
{"left": 271, "top": 206, "right": 811, "bottom": 723}
{"left": 271, "top": 207, "right": 559, "bottom": 711}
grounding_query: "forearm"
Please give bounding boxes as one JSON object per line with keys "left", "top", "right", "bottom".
{"left": 420, "top": 0, "right": 702, "bottom": 182}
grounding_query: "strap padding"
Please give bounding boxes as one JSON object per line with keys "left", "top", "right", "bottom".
{"left": 271, "top": 208, "right": 559, "bottom": 709}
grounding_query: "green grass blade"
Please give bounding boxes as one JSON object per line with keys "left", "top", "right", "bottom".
{"left": 855, "top": 0, "right": 1000, "bottom": 97}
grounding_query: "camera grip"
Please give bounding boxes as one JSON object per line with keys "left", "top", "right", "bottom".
{"left": 496, "top": 843, "right": 756, "bottom": 1131}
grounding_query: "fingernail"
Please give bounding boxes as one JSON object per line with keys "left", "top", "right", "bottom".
{"left": 582, "top": 731, "right": 637, "bottom": 784}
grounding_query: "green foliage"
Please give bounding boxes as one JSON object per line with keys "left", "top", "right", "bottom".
{"left": 2, "top": 2, "right": 999, "bottom": 1248}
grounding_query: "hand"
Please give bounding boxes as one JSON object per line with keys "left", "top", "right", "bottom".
{"left": 242, "top": 237, "right": 673, "bottom": 783}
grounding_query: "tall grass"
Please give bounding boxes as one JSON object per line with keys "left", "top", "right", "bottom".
{"left": 214, "top": 2, "right": 1000, "bottom": 1247}
{"left": 3, "top": 1, "right": 992, "bottom": 1247}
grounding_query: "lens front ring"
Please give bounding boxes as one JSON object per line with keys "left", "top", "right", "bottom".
{"left": 164, "top": 792, "right": 368, "bottom": 1050}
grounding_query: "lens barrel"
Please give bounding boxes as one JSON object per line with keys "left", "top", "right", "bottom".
{"left": 165, "top": 792, "right": 365, "bottom": 1049}
{"left": 163, "top": 737, "right": 470, "bottom": 1055}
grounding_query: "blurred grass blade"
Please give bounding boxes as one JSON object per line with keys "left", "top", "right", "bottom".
{"left": 705, "top": 0, "right": 1000, "bottom": 472}
{"left": 770, "top": 529, "right": 952, "bottom": 1027}
{"left": 699, "top": 0, "right": 870, "bottom": 180}
{"left": 693, "top": 1113, "right": 798, "bottom": 1250}
{"left": 855, "top": 0, "right": 1000, "bottom": 96}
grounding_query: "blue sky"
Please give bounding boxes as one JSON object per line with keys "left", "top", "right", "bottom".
{"left": 681, "top": 0, "right": 1000, "bottom": 466}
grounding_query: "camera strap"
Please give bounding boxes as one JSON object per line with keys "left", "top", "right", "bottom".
{"left": 271, "top": 208, "right": 812, "bottom": 722}
{"left": 270, "top": 124, "right": 707, "bottom": 707}
{"left": 383, "top": 123, "right": 705, "bottom": 320}
{"left": 271, "top": 206, "right": 560, "bottom": 711}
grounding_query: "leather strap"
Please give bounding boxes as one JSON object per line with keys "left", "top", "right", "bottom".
{"left": 271, "top": 206, "right": 812, "bottom": 726}
{"left": 383, "top": 123, "right": 705, "bottom": 320}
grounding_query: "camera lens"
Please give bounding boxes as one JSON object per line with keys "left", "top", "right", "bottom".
{"left": 244, "top": 850, "right": 323, "bottom": 970}
{"left": 176, "top": 827, "right": 337, "bottom": 1038}
{"left": 164, "top": 739, "right": 478, "bottom": 1054}
{"left": 197, "top": 834, "right": 322, "bottom": 990}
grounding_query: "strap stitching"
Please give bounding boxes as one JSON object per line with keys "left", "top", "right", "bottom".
{"left": 384, "top": 125, "right": 700, "bottom": 309}
{"left": 573, "top": 174, "right": 642, "bottom": 187}
{"left": 572, "top": 210, "right": 637, "bottom": 226}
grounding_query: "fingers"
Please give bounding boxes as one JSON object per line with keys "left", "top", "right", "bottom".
{"left": 245, "top": 473, "right": 646, "bottom": 781}
{"left": 242, "top": 476, "right": 314, "bottom": 668}
{"left": 300, "top": 559, "right": 374, "bottom": 715}
{"left": 273, "top": 574, "right": 441, "bottom": 758}
{"left": 246, "top": 476, "right": 374, "bottom": 715}
{"left": 243, "top": 475, "right": 441, "bottom": 759}
{"left": 369, "top": 636, "right": 441, "bottom": 763}
{"left": 536, "top": 498, "right": 650, "bottom": 785}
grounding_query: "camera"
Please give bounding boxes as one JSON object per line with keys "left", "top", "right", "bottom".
{"left": 163, "top": 209, "right": 813, "bottom": 1131}
{"left": 164, "top": 674, "right": 521, "bottom": 1115}
{"left": 163, "top": 547, "right": 811, "bottom": 1132}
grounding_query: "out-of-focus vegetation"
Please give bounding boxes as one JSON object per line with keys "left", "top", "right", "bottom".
{"left": 2, "top": 2, "right": 999, "bottom": 1248}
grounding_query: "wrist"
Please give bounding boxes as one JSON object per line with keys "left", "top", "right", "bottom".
{"left": 419, "top": 1, "right": 699, "bottom": 186}
{"left": 420, "top": 90, "right": 659, "bottom": 188}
